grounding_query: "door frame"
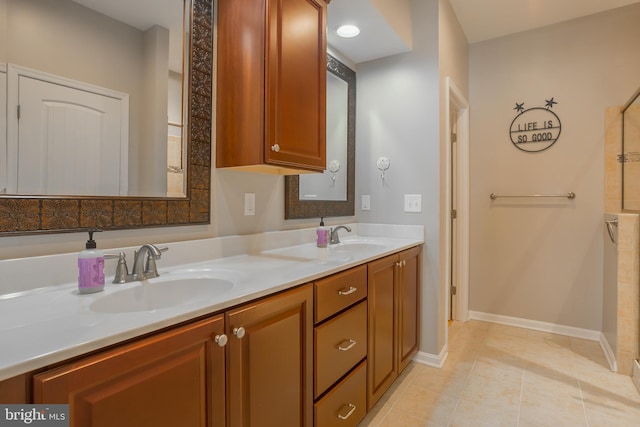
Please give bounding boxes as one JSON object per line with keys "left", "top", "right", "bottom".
{"left": 444, "top": 77, "right": 469, "bottom": 323}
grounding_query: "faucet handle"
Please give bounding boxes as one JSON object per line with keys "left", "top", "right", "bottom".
{"left": 104, "top": 252, "right": 129, "bottom": 284}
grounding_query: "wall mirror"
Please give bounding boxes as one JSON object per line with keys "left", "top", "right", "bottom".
{"left": 0, "top": 0, "right": 212, "bottom": 235}
{"left": 285, "top": 53, "right": 355, "bottom": 219}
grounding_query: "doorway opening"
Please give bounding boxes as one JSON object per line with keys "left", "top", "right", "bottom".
{"left": 444, "top": 77, "right": 469, "bottom": 331}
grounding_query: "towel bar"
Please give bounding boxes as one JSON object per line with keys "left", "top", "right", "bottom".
{"left": 489, "top": 192, "right": 575, "bottom": 200}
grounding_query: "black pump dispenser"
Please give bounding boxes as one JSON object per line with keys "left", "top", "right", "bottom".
{"left": 85, "top": 229, "right": 102, "bottom": 249}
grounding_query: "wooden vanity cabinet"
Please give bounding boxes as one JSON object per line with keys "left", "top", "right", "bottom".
{"left": 17, "top": 245, "right": 421, "bottom": 426}
{"left": 0, "top": 374, "right": 29, "bottom": 403}
{"left": 313, "top": 266, "right": 367, "bottom": 427}
{"left": 30, "top": 285, "right": 314, "bottom": 427}
{"left": 367, "top": 246, "right": 421, "bottom": 410}
{"left": 33, "top": 315, "right": 227, "bottom": 427}
{"left": 397, "top": 246, "right": 421, "bottom": 373}
{"left": 226, "top": 284, "right": 313, "bottom": 427}
{"left": 217, "top": 0, "right": 328, "bottom": 174}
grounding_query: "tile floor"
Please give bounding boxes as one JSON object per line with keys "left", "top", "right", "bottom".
{"left": 360, "top": 320, "right": 640, "bottom": 426}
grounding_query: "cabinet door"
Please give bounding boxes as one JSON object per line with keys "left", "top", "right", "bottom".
{"left": 226, "top": 284, "right": 313, "bottom": 427}
{"left": 33, "top": 316, "right": 226, "bottom": 427}
{"left": 366, "top": 254, "right": 398, "bottom": 410}
{"left": 397, "top": 246, "right": 421, "bottom": 373}
{"left": 265, "top": 0, "right": 326, "bottom": 170}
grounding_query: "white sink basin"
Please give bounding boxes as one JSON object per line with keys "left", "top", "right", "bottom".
{"left": 90, "top": 275, "right": 234, "bottom": 313}
{"left": 264, "top": 245, "right": 353, "bottom": 264}
{"left": 263, "top": 239, "right": 388, "bottom": 265}
{"left": 331, "top": 240, "right": 387, "bottom": 253}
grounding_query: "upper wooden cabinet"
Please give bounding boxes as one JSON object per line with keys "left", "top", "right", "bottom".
{"left": 217, "top": 0, "right": 328, "bottom": 174}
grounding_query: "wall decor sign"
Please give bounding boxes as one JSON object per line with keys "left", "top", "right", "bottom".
{"left": 509, "top": 98, "right": 561, "bottom": 152}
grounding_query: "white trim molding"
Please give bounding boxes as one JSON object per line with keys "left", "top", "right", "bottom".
{"left": 413, "top": 345, "right": 448, "bottom": 369}
{"left": 469, "top": 311, "right": 602, "bottom": 340}
{"left": 470, "top": 311, "right": 618, "bottom": 371}
{"left": 599, "top": 333, "right": 618, "bottom": 373}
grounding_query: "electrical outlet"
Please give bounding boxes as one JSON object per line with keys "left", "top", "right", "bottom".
{"left": 361, "top": 195, "right": 371, "bottom": 211}
{"left": 404, "top": 194, "right": 422, "bottom": 213}
{"left": 244, "top": 193, "right": 255, "bottom": 216}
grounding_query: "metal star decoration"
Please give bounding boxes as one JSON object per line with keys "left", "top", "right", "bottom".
{"left": 514, "top": 102, "right": 525, "bottom": 113}
{"left": 545, "top": 98, "right": 557, "bottom": 109}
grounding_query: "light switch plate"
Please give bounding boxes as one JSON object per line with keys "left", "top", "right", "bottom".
{"left": 361, "top": 195, "right": 371, "bottom": 211}
{"left": 404, "top": 194, "right": 422, "bottom": 213}
{"left": 244, "top": 193, "right": 255, "bottom": 216}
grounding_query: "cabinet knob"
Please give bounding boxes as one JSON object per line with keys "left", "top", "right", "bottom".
{"left": 271, "top": 144, "right": 280, "bottom": 152}
{"left": 214, "top": 334, "right": 228, "bottom": 347}
{"left": 233, "top": 327, "right": 246, "bottom": 339}
{"left": 337, "top": 403, "right": 357, "bottom": 420}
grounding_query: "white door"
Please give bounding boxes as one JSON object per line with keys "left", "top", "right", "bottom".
{"left": 7, "top": 65, "right": 129, "bottom": 196}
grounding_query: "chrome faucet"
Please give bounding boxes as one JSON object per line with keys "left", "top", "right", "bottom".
{"left": 131, "top": 244, "right": 167, "bottom": 280}
{"left": 330, "top": 225, "right": 352, "bottom": 244}
{"left": 105, "top": 244, "right": 168, "bottom": 283}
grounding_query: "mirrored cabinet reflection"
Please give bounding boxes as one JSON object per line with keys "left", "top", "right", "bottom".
{"left": 285, "top": 53, "right": 356, "bottom": 219}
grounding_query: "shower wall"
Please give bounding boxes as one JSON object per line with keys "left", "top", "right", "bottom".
{"left": 604, "top": 107, "right": 640, "bottom": 376}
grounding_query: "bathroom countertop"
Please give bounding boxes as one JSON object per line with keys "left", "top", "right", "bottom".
{"left": 0, "top": 231, "right": 423, "bottom": 381}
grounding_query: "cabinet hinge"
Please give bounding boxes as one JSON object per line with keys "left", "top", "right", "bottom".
{"left": 451, "top": 209, "right": 457, "bottom": 219}
{"left": 451, "top": 132, "right": 457, "bottom": 143}
{"left": 451, "top": 285, "right": 457, "bottom": 295}
{"left": 17, "top": 105, "right": 21, "bottom": 120}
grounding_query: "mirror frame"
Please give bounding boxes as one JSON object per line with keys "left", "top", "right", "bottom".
{"left": 284, "top": 53, "right": 355, "bottom": 219}
{"left": 0, "top": 0, "right": 212, "bottom": 236}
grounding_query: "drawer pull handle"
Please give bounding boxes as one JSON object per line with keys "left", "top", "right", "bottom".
{"left": 337, "top": 403, "right": 357, "bottom": 420}
{"left": 338, "top": 286, "right": 357, "bottom": 296}
{"left": 233, "top": 327, "right": 246, "bottom": 339}
{"left": 337, "top": 339, "right": 357, "bottom": 351}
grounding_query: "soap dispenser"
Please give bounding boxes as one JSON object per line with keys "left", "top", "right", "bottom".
{"left": 78, "top": 229, "right": 105, "bottom": 294}
{"left": 316, "top": 217, "right": 329, "bottom": 248}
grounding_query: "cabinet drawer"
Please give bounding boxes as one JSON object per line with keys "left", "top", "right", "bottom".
{"left": 315, "top": 301, "right": 367, "bottom": 397}
{"left": 315, "top": 265, "right": 367, "bottom": 323}
{"left": 314, "top": 361, "right": 366, "bottom": 427}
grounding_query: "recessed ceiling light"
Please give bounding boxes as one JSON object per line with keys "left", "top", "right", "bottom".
{"left": 336, "top": 24, "right": 360, "bottom": 38}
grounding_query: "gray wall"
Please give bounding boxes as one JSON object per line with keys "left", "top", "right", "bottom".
{"left": 355, "top": 0, "right": 445, "bottom": 355}
{"left": 468, "top": 4, "right": 640, "bottom": 330}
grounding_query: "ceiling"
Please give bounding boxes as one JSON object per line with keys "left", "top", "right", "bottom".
{"left": 449, "top": 0, "right": 640, "bottom": 43}
{"left": 328, "top": 0, "right": 640, "bottom": 64}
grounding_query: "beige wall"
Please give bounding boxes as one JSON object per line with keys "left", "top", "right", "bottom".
{"left": 469, "top": 4, "right": 640, "bottom": 330}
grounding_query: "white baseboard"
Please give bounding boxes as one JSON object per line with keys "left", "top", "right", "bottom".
{"left": 469, "top": 311, "right": 602, "bottom": 341}
{"left": 633, "top": 360, "right": 640, "bottom": 394}
{"left": 469, "top": 311, "right": 617, "bottom": 371}
{"left": 599, "top": 333, "right": 618, "bottom": 372}
{"left": 413, "top": 344, "right": 447, "bottom": 368}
